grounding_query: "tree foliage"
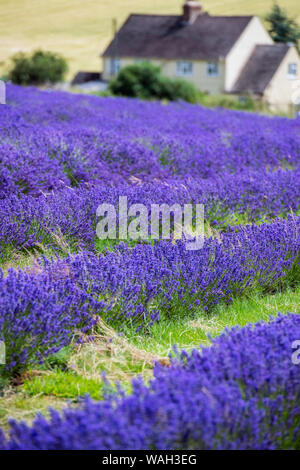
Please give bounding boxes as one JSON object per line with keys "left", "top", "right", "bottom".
{"left": 265, "top": 3, "right": 300, "bottom": 51}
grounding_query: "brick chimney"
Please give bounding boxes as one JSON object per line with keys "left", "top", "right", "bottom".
{"left": 183, "top": 1, "right": 203, "bottom": 24}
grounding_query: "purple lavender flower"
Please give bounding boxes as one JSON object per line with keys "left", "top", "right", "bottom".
{"left": 1, "top": 314, "right": 299, "bottom": 450}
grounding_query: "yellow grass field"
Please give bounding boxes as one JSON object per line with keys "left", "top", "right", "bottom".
{"left": 0, "top": 0, "right": 299, "bottom": 80}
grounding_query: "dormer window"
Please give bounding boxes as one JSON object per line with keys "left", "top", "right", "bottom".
{"left": 176, "top": 61, "right": 193, "bottom": 76}
{"left": 207, "top": 62, "right": 219, "bottom": 77}
{"left": 288, "top": 63, "right": 297, "bottom": 78}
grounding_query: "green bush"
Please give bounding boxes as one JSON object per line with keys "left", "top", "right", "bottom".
{"left": 8, "top": 50, "right": 68, "bottom": 85}
{"left": 109, "top": 62, "right": 198, "bottom": 103}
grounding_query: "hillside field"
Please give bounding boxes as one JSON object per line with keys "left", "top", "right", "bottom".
{"left": 0, "top": 0, "right": 300, "bottom": 79}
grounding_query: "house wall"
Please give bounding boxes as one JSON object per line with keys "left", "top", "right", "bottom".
{"left": 263, "top": 46, "right": 300, "bottom": 112}
{"left": 225, "top": 16, "right": 273, "bottom": 92}
{"left": 102, "top": 56, "right": 226, "bottom": 94}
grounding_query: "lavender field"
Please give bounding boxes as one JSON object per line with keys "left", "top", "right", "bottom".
{"left": 0, "top": 84, "right": 299, "bottom": 450}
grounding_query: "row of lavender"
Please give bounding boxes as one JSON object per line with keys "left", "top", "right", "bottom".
{"left": 1, "top": 314, "right": 299, "bottom": 450}
{"left": 1, "top": 215, "right": 299, "bottom": 377}
{"left": 0, "top": 86, "right": 299, "bottom": 449}
{"left": 0, "top": 86, "right": 299, "bottom": 377}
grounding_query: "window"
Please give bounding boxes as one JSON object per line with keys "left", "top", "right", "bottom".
{"left": 176, "top": 61, "right": 193, "bottom": 76}
{"left": 288, "top": 63, "right": 297, "bottom": 78}
{"left": 207, "top": 62, "right": 219, "bottom": 77}
{"left": 110, "top": 58, "right": 121, "bottom": 76}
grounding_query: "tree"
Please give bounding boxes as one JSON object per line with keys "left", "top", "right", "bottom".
{"left": 109, "top": 62, "right": 198, "bottom": 103}
{"left": 8, "top": 50, "right": 68, "bottom": 85}
{"left": 265, "top": 3, "right": 300, "bottom": 51}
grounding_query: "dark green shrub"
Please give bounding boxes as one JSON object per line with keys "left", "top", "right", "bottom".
{"left": 8, "top": 50, "right": 68, "bottom": 85}
{"left": 23, "top": 370, "right": 103, "bottom": 401}
{"left": 158, "top": 76, "right": 198, "bottom": 103}
{"left": 109, "top": 62, "right": 198, "bottom": 103}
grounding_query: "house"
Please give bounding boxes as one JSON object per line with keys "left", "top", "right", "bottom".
{"left": 101, "top": 1, "right": 300, "bottom": 111}
{"left": 232, "top": 44, "right": 300, "bottom": 111}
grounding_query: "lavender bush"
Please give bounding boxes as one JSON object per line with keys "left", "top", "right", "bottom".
{"left": 2, "top": 87, "right": 300, "bottom": 192}
{"left": 3, "top": 85, "right": 299, "bottom": 187}
{"left": 0, "top": 212, "right": 297, "bottom": 377}
{"left": 0, "top": 267, "right": 98, "bottom": 378}
{"left": 0, "top": 85, "right": 299, "bottom": 259}
{"left": 1, "top": 314, "right": 299, "bottom": 450}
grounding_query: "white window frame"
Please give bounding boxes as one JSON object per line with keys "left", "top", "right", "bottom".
{"left": 176, "top": 61, "right": 193, "bottom": 76}
{"left": 207, "top": 62, "right": 219, "bottom": 77}
{"left": 287, "top": 63, "right": 297, "bottom": 78}
{"left": 110, "top": 58, "right": 121, "bottom": 76}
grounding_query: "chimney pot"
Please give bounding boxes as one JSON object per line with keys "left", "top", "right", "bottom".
{"left": 183, "top": 1, "right": 203, "bottom": 24}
